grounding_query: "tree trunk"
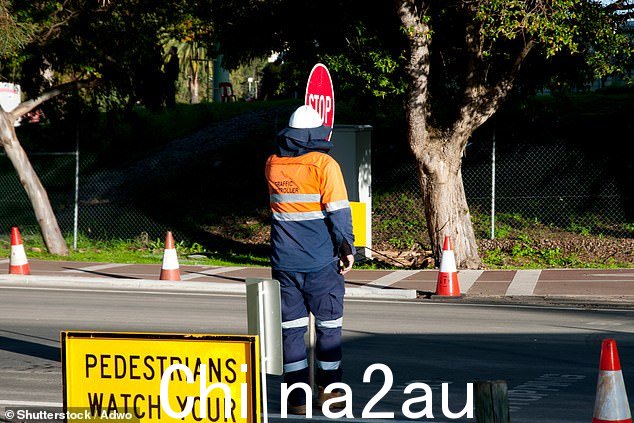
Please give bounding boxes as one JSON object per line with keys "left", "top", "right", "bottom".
{"left": 414, "top": 137, "right": 481, "bottom": 269}
{"left": 190, "top": 71, "right": 200, "bottom": 104}
{"left": 0, "top": 110, "right": 69, "bottom": 256}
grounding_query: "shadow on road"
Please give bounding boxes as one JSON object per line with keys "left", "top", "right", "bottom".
{"left": 0, "top": 336, "right": 59, "bottom": 361}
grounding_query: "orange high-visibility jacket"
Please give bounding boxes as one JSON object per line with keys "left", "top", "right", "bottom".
{"left": 265, "top": 150, "right": 355, "bottom": 272}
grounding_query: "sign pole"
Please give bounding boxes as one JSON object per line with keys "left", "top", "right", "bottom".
{"left": 309, "top": 313, "right": 316, "bottom": 391}
{"left": 258, "top": 285, "right": 269, "bottom": 423}
{"left": 304, "top": 63, "right": 335, "bottom": 391}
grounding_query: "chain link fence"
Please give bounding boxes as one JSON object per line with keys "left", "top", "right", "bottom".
{"left": 373, "top": 141, "right": 633, "bottom": 250}
{"left": 1, "top": 142, "right": 632, "bottom": 249}
{"left": 0, "top": 152, "right": 77, "bottom": 238}
{"left": 0, "top": 151, "right": 172, "bottom": 245}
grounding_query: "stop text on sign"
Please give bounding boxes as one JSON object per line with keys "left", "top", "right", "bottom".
{"left": 304, "top": 63, "right": 334, "bottom": 129}
{"left": 306, "top": 94, "right": 332, "bottom": 126}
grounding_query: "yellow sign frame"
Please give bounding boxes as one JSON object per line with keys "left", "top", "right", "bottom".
{"left": 61, "top": 331, "right": 261, "bottom": 423}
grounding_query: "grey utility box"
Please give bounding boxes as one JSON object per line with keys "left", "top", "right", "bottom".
{"left": 330, "top": 125, "right": 372, "bottom": 258}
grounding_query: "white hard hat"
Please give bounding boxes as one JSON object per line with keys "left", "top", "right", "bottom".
{"left": 288, "top": 105, "right": 323, "bottom": 129}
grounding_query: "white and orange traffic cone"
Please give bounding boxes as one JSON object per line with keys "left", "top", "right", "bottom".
{"left": 434, "top": 235, "right": 461, "bottom": 297}
{"left": 9, "top": 227, "right": 30, "bottom": 275}
{"left": 159, "top": 231, "right": 180, "bottom": 281}
{"left": 592, "top": 339, "right": 631, "bottom": 423}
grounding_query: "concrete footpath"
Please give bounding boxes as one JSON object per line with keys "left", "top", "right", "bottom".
{"left": 1, "top": 259, "right": 634, "bottom": 305}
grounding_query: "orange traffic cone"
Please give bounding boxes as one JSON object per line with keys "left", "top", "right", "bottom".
{"left": 592, "top": 339, "right": 631, "bottom": 423}
{"left": 159, "top": 231, "right": 180, "bottom": 281}
{"left": 434, "top": 235, "right": 461, "bottom": 297}
{"left": 9, "top": 227, "right": 30, "bottom": 275}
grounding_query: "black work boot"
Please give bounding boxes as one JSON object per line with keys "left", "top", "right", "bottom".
{"left": 285, "top": 368, "right": 310, "bottom": 415}
{"left": 316, "top": 368, "right": 345, "bottom": 409}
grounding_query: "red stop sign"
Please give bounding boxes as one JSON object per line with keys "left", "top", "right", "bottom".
{"left": 305, "top": 63, "right": 335, "bottom": 129}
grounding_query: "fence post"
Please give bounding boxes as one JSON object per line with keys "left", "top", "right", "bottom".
{"left": 73, "top": 127, "right": 79, "bottom": 250}
{"left": 490, "top": 119, "right": 496, "bottom": 240}
{"left": 475, "top": 380, "right": 509, "bottom": 423}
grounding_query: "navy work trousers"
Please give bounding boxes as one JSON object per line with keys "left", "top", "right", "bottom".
{"left": 273, "top": 260, "right": 344, "bottom": 397}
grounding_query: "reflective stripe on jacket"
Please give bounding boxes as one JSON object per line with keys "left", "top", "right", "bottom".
{"left": 265, "top": 151, "right": 355, "bottom": 272}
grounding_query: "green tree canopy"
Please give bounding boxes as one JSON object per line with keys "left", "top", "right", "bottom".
{"left": 0, "top": 0, "right": 214, "bottom": 110}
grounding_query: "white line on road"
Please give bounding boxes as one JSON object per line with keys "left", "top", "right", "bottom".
{"left": 62, "top": 263, "right": 129, "bottom": 273}
{"left": 530, "top": 279, "right": 634, "bottom": 283}
{"left": 506, "top": 270, "right": 542, "bottom": 296}
{"left": 588, "top": 273, "right": 634, "bottom": 278}
{"left": 458, "top": 270, "right": 483, "bottom": 293}
{"left": 366, "top": 270, "right": 420, "bottom": 288}
{"left": 180, "top": 267, "right": 246, "bottom": 281}
{"left": 0, "top": 285, "right": 243, "bottom": 297}
{"left": 0, "top": 400, "right": 61, "bottom": 407}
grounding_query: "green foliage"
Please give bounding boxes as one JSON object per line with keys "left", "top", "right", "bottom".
{"left": 0, "top": 0, "right": 35, "bottom": 59}
{"left": 476, "top": 0, "right": 632, "bottom": 78}
{"left": 482, "top": 234, "right": 585, "bottom": 268}
{"left": 324, "top": 21, "right": 406, "bottom": 100}
{"left": 229, "top": 57, "right": 269, "bottom": 99}
{"left": 373, "top": 192, "right": 427, "bottom": 250}
{"left": 325, "top": 51, "right": 405, "bottom": 99}
{"left": 1, "top": 0, "right": 215, "bottom": 113}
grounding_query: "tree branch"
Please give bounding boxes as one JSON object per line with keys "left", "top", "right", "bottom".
{"left": 9, "top": 79, "right": 99, "bottom": 120}
{"left": 39, "top": 11, "right": 79, "bottom": 43}
{"left": 463, "top": 2, "right": 485, "bottom": 99}
{"left": 605, "top": 0, "right": 634, "bottom": 12}
{"left": 486, "top": 39, "right": 535, "bottom": 106}
{"left": 396, "top": 0, "right": 432, "bottom": 127}
{"left": 452, "top": 38, "right": 536, "bottom": 152}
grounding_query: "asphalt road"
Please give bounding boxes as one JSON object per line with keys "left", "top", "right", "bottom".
{"left": 0, "top": 285, "right": 633, "bottom": 422}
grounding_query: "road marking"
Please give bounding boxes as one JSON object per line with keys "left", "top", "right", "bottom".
{"left": 508, "top": 373, "right": 585, "bottom": 412}
{"left": 589, "top": 273, "right": 634, "bottom": 277}
{"left": 531, "top": 279, "right": 634, "bottom": 283}
{"left": 366, "top": 270, "right": 419, "bottom": 288}
{"left": 180, "top": 267, "right": 246, "bottom": 281}
{"left": 0, "top": 400, "right": 61, "bottom": 407}
{"left": 0, "top": 259, "right": 8, "bottom": 264}
{"left": 506, "top": 270, "right": 541, "bottom": 296}
{"left": 458, "top": 270, "right": 483, "bottom": 293}
{"left": 584, "top": 321, "right": 624, "bottom": 326}
{"left": 0, "top": 285, "right": 244, "bottom": 297}
{"left": 62, "top": 263, "right": 129, "bottom": 273}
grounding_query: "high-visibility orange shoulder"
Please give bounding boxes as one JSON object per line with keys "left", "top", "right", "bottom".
{"left": 265, "top": 152, "right": 347, "bottom": 201}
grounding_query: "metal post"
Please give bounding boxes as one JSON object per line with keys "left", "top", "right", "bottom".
{"left": 309, "top": 313, "right": 316, "bottom": 390}
{"left": 246, "top": 278, "right": 283, "bottom": 422}
{"left": 257, "top": 286, "right": 269, "bottom": 423}
{"left": 73, "top": 127, "right": 80, "bottom": 250}
{"left": 490, "top": 119, "right": 496, "bottom": 240}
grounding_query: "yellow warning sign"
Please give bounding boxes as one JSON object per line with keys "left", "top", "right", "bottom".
{"left": 350, "top": 201, "right": 367, "bottom": 247}
{"left": 61, "top": 332, "right": 261, "bottom": 423}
